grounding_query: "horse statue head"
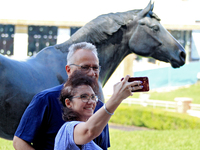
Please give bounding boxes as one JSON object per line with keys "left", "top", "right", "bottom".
{"left": 128, "top": 2, "right": 185, "bottom": 67}
{"left": 0, "top": 0, "right": 185, "bottom": 139}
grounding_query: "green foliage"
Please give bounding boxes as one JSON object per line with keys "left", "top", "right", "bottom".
{"left": 109, "top": 105, "right": 200, "bottom": 130}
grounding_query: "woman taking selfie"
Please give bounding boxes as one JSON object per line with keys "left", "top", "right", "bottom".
{"left": 54, "top": 70, "right": 142, "bottom": 150}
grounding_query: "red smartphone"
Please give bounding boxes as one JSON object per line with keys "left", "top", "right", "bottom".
{"left": 121, "top": 77, "right": 150, "bottom": 92}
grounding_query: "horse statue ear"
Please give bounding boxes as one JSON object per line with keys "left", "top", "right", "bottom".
{"left": 137, "top": 0, "right": 153, "bottom": 18}
{"left": 150, "top": 2, "right": 154, "bottom": 12}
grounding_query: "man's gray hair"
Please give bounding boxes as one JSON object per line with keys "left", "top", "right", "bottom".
{"left": 67, "top": 42, "right": 98, "bottom": 65}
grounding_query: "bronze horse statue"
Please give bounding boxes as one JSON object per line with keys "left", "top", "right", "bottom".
{"left": 0, "top": 1, "right": 185, "bottom": 140}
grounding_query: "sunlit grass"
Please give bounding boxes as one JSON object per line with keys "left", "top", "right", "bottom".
{"left": 1, "top": 129, "right": 200, "bottom": 150}
{"left": 0, "top": 138, "right": 14, "bottom": 150}
{"left": 108, "top": 128, "right": 200, "bottom": 150}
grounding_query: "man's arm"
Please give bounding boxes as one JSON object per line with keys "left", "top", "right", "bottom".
{"left": 13, "top": 136, "right": 35, "bottom": 150}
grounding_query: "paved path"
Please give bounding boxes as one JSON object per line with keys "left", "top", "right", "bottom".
{"left": 109, "top": 123, "right": 151, "bottom": 131}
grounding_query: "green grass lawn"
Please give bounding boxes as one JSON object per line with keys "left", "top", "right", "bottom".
{"left": 131, "top": 81, "right": 200, "bottom": 104}
{"left": 1, "top": 129, "right": 200, "bottom": 150}
{"left": 108, "top": 128, "right": 200, "bottom": 150}
{"left": 0, "top": 138, "right": 14, "bottom": 150}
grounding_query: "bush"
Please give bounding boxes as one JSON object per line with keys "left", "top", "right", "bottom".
{"left": 109, "top": 105, "right": 200, "bottom": 130}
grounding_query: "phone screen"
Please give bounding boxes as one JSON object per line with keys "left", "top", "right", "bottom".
{"left": 121, "top": 77, "right": 150, "bottom": 92}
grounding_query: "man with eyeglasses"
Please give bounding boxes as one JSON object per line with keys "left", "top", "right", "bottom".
{"left": 13, "top": 42, "right": 110, "bottom": 150}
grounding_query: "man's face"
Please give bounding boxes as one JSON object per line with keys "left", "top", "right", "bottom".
{"left": 66, "top": 49, "right": 99, "bottom": 81}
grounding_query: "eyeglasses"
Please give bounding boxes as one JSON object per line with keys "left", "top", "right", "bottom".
{"left": 69, "top": 64, "right": 101, "bottom": 72}
{"left": 72, "top": 94, "right": 98, "bottom": 103}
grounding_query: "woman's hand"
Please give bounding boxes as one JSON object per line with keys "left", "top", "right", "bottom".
{"left": 112, "top": 75, "right": 143, "bottom": 102}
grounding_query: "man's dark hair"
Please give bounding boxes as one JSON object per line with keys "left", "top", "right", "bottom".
{"left": 59, "top": 70, "right": 99, "bottom": 121}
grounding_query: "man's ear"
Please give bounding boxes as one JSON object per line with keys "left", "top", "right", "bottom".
{"left": 65, "top": 65, "right": 71, "bottom": 75}
{"left": 65, "top": 98, "right": 72, "bottom": 108}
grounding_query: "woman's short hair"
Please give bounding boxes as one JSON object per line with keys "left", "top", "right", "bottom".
{"left": 59, "top": 70, "right": 99, "bottom": 121}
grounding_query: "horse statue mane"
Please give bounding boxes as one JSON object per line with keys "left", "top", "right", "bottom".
{"left": 57, "top": 10, "right": 141, "bottom": 48}
{"left": 56, "top": 3, "right": 160, "bottom": 52}
{"left": 0, "top": 1, "right": 186, "bottom": 140}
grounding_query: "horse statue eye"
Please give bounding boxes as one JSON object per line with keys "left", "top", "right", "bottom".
{"left": 152, "top": 25, "right": 159, "bottom": 32}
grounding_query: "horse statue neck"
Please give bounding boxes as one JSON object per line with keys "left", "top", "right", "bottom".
{"left": 97, "top": 44, "right": 130, "bottom": 86}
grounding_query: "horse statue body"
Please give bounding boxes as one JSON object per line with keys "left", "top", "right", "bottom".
{"left": 0, "top": 1, "right": 185, "bottom": 139}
